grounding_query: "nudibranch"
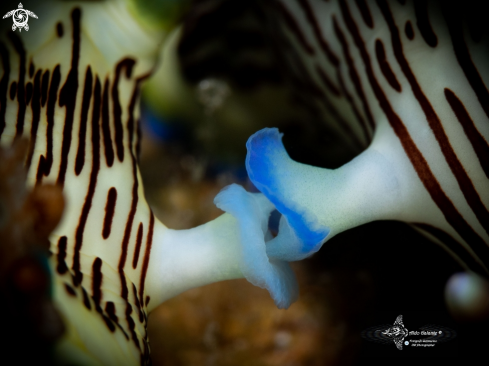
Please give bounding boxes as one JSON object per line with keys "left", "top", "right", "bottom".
{"left": 244, "top": 0, "right": 489, "bottom": 282}
{"left": 0, "top": 1, "right": 302, "bottom": 364}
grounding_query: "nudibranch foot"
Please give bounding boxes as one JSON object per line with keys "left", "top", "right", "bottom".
{"left": 246, "top": 128, "right": 330, "bottom": 256}
{"left": 214, "top": 184, "right": 298, "bottom": 309}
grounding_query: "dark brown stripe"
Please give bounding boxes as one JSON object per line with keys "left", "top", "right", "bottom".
{"left": 142, "top": 307, "right": 148, "bottom": 323}
{"left": 75, "top": 66, "right": 93, "bottom": 176}
{"left": 125, "top": 303, "right": 139, "bottom": 348}
{"left": 132, "top": 282, "right": 144, "bottom": 323}
{"left": 57, "top": 8, "right": 81, "bottom": 186}
{"left": 413, "top": 223, "right": 488, "bottom": 276}
{"left": 354, "top": 0, "right": 374, "bottom": 28}
{"left": 64, "top": 283, "right": 77, "bottom": 297}
{"left": 444, "top": 88, "right": 489, "bottom": 179}
{"left": 70, "top": 273, "right": 79, "bottom": 288}
{"left": 7, "top": 32, "right": 26, "bottom": 139}
{"left": 413, "top": 0, "right": 437, "bottom": 47}
{"left": 315, "top": 65, "right": 340, "bottom": 96}
{"left": 102, "top": 315, "right": 116, "bottom": 333}
{"left": 112, "top": 58, "right": 136, "bottom": 163}
{"left": 35, "top": 156, "right": 44, "bottom": 184}
{"left": 375, "top": 39, "right": 401, "bottom": 92}
{"left": 41, "top": 70, "right": 50, "bottom": 107}
{"left": 102, "top": 187, "right": 117, "bottom": 239}
{"left": 139, "top": 212, "right": 155, "bottom": 302}
{"left": 26, "top": 70, "right": 42, "bottom": 169}
{"left": 145, "top": 296, "right": 150, "bottom": 307}
{"left": 127, "top": 74, "right": 150, "bottom": 154}
{"left": 105, "top": 301, "right": 118, "bottom": 323}
{"left": 132, "top": 223, "right": 143, "bottom": 269}
{"left": 29, "top": 61, "right": 34, "bottom": 79}
{"left": 297, "top": 0, "right": 339, "bottom": 66}
{"left": 118, "top": 184, "right": 138, "bottom": 301}
{"left": 92, "top": 257, "right": 103, "bottom": 306}
{"left": 56, "top": 236, "right": 68, "bottom": 275}
{"left": 56, "top": 22, "right": 64, "bottom": 38}
{"left": 118, "top": 74, "right": 152, "bottom": 349}
{"left": 101, "top": 77, "right": 114, "bottom": 167}
{"left": 376, "top": 0, "right": 489, "bottom": 239}
{"left": 82, "top": 287, "right": 91, "bottom": 310}
{"left": 72, "top": 76, "right": 101, "bottom": 285}
{"left": 0, "top": 43, "right": 9, "bottom": 138}
{"left": 116, "top": 74, "right": 151, "bottom": 349}
{"left": 38, "top": 65, "right": 61, "bottom": 179}
{"left": 25, "top": 82, "right": 33, "bottom": 105}
{"left": 443, "top": 4, "right": 489, "bottom": 120}
{"left": 276, "top": 1, "right": 315, "bottom": 55}
{"left": 117, "top": 81, "right": 143, "bottom": 350}
{"left": 405, "top": 20, "right": 414, "bottom": 40}
{"left": 333, "top": 17, "right": 375, "bottom": 132}
{"left": 341, "top": 0, "right": 489, "bottom": 268}
{"left": 9, "top": 82, "right": 17, "bottom": 100}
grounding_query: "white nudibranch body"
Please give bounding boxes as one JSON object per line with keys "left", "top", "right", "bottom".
{"left": 0, "top": 1, "right": 298, "bottom": 365}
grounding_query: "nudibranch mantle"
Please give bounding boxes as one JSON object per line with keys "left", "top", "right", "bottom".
{"left": 0, "top": 1, "right": 299, "bottom": 364}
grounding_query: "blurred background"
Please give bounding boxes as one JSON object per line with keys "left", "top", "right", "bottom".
{"left": 138, "top": 1, "right": 487, "bottom": 364}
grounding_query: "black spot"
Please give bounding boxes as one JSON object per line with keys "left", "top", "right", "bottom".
{"left": 64, "top": 283, "right": 76, "bottom": 297}
{"left": 405, "top": 21, "right": 414, "bottom": 40}
{"left": 56, "top": 22, "right": 64, "bottom": 37}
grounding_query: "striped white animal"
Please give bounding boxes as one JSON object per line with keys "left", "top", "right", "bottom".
{"left": 0, "top": 0, "right": 302, "bottom": 364}
{"left": 244, "top": 0, "right": 489, "bottom": 279}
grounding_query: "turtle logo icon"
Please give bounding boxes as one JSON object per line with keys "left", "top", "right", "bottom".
{"left": 3, "top": 3, "right": 38, "bottom": 32}
{"left": 382, "top": 315, "right": 409, "bottom": 350}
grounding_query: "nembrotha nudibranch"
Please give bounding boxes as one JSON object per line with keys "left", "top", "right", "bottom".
{"left": 245, "top": 0, "right": 489, "bottom": 277}
{"left": 0, "top": 1, "right": 302, "bottom": 364}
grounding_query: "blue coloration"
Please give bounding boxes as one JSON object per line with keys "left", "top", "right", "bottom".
{"left": 214, "top": 184, "right": 298, "bottom": 309}
{"left": 246, "top": 128, "right": 330, "bottom": 253}
{"left": 141, "top": 103, "right": 185, "bottom": 142}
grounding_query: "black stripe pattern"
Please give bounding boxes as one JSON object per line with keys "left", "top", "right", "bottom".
{"left": 0, "top": 5, "right": 157, "bottom": 365}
